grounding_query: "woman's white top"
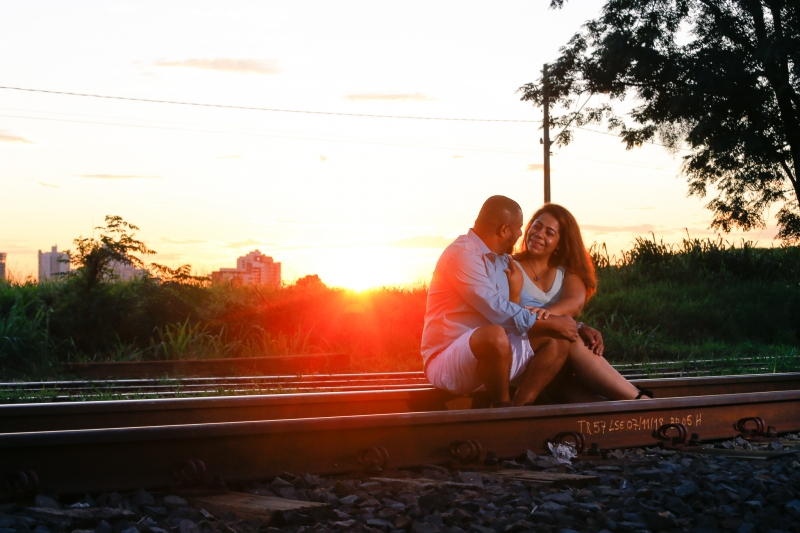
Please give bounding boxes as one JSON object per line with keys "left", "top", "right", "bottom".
{"left": 516, "top": 262, "right": 565, "bottom": 307}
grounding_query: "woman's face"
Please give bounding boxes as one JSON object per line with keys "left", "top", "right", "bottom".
{"left": 526, "top": 212, "right": 561, "bottom": 258}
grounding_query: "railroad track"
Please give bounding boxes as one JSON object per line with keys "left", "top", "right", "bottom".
{"left": 2, "top": 358, "right": 792, "bottom": 402}
{"left": 2, "top": 372, "right": 800, "bottom": 498}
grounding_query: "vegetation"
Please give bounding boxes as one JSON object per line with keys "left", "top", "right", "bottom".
{"left": 1, "top": 225, "right": 798, "bottom": 379}
{"left": 521, "top": 0, "right": 800, "bottom": 241}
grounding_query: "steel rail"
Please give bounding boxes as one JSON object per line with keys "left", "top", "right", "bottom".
{"left": 2, "top": 373, "right": 799, "bottom": 434}
{"left": 0, "top": 363, "right": 786, "bottom": 396}
{"left": 2, "top": 388, "right": 800, "bottom": 497}
{"left": 62, "top": 352, "right": 351, "bottom": 378}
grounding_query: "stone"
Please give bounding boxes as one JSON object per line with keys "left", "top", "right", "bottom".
{"left": 767, "top": 442, "right": 784, "bottom": 452}
{"left": 334, "top": 520, "right": 357, "bottom": 529}
{"left": 467, "top": 526, "right": 495, "bottom": 533}
{"left": 458, "top": 473, "right": 484, "bottom": 487}
{"left": 367, "top": 519, "right": 394, "bottom": 529}
{"left": 143, "top": 506, "right": 167, "bottom": 518}
{"left": 633, "top": 469, "right": 665, "bottom": 482}
{"left": 178, "top": 520, "right": 199, "bottom": 533}
{"left": 34, "top": 497, "right": 60, "bottom": 510}
{"left": 542, "top": 493, "right": 573, "bottom": 505}
{"left": 23, "top": 507, "right": 138, "bottom": 530}
{"left": 279, "top": 487, "right": 296, "bottom": 499}
{"left": 96, "top": 520, "right": 113, "bottom": 533}
{"left": 396, "top": 516, "right": 412, "bottom": 530}
{"left": 334, "top": 481, "right": 358, "bottom": 496}
{"left": 131, "top": 490, "right": 154, "bottom": 507}
{"left": 162, "top": 496, "right": 188, "bottom": 510}
{"left": 784, "top": 500, "right": 800, "bottom": 520}
{"left": 118, "top": 527, "right": 138, "bottom": 533}
{"left": 340, "top": 495, "right": 360, "bottom": 506}
{"left": 412, "top": 522, "right": 439, "bottom": 533}
{"left": 675, "top": 481, "right": 698, "bottom": 499}
{"left": 282, "top": 511, "right": 310, "bottom": 526}
{"left": 360, "top": 482, "right": 381, "bottom": 493}
{"left": 643, "top": 511, "right": 679, "bottom": 531}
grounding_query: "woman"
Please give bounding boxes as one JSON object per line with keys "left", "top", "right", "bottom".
{"left": 510, "top": 203, "right": 650, "bottom": 402}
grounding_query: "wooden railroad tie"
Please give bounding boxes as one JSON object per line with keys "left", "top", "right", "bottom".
{"left": 191, "top": 492, "right": 330, "bottom": 523}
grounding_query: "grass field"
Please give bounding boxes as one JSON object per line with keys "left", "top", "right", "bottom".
{"left": 1, "top": 235, "right": 798, "bottom": 380}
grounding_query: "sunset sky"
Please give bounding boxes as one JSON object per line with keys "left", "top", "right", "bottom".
{"left": 0, "top": 1, "right": 780, "bottom": 290}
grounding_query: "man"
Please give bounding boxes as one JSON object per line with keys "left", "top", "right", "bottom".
{"left": 421, "top": 195, "right": 578, "bottom": 406}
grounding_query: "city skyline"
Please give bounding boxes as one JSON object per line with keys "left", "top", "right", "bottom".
{"left": 0, "top": 1, "right": 782, "bottom": 290}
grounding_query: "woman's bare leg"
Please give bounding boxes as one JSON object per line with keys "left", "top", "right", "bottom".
{"left": 543, "top": 361, "right": 604, "bottom": 404}
{"left": 511, "top": 337, "right": 570, "bottom": 406}
{"left": 566, "top": 340, "right": 642, "bottom": 400}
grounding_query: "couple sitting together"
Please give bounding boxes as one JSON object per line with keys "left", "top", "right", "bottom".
{"left": 421, "top": 195, "right": 650, "bottom": 407}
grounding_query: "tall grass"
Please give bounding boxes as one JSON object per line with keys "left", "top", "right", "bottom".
{"left": 1, "top": 236, "right": 798, "bottom": 379}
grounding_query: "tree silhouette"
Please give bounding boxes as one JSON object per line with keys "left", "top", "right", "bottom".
{"left": 521, "top": 0, "right": 800, "bottom": 241}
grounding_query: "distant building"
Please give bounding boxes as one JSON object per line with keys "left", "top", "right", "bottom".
{"left": 109, "top": 261, "right": 147, "bottom": 281}
{"left": 211, "top": 250, "right": 281, "bottom": 286}
{"left": 0, "top": 253, "right": 6, "bottom": 282}
{"left": 38, "top": 246, "right": 70, "bottom": 282}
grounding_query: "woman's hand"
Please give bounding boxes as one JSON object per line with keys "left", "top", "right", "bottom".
{"left": 525, "top": 307, "right": 550, "bottom": 320}
{"left": 578, "top": 324, "right": 604, "bottom": 356}
{"left": 504, "top": 257, "right": 523, "bottom": 304}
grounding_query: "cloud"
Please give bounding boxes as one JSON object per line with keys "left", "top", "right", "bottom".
{"left": 343, "top": 93, "right": 436, "bottom": 102}
{"left": 0, "top": 131, "right": 33, "bottom": 144}
{"left": 623, "top": 207, "right": 655, "bottom": 211}
{"left": 582, "top": 224, "right": 657, "bottom": 234}
{"left": 75, "top": 174, "right": 161, "bottom": 180}
{"left": 226, "top": 238, "right": 263, "bottom": 249}
{"left": 38, "top": 182, "right": 61, "bottom": 188}
{"left": 216, "top": 155, "right": 241, "bottom": 159}
{"left": 319, "top": 155, "right": 327, "bottom": 162}
{"left": 388, "top": 235, "right": 453, "bottom": 249}
{"left": 155, "top": 58, "right": 280, "bottom": 75}
{"left": 160, "top": 238, "right": 206, "bottom": 245}
{"left": 526, "top": 163, "right": 544, "bottom": 171}
{"left": 452, "top": 155, "right": 464, "bottom": 159}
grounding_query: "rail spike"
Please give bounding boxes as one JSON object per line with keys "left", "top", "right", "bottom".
{"left": 734, "top": 417, "right": 766, "bottom": 438}
{"left": 174, "top": 459, "right": 206, "bottom": 486}
{"left": 449, "top": 439, "right": 482, "bottom": 464}
{"left": 5, "top": 470, "right": 39, "bottom": 497}
{"left": 357, "top": 446, "right": 389, "bottom": 474}
{"left": 653, "top": 423, "right": 688, "bottom": 446}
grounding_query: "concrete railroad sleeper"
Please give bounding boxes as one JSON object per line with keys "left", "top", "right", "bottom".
{"left": 2, "top": 380, "right": 800, "bottom": 498}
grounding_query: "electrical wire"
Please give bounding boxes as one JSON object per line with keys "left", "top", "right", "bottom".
{"left": 0, "top": 86, "right": 539, "bottom": 123}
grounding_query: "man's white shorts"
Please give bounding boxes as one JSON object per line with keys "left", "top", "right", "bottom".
{"left": 424, "top": 328, "right": 534, "bottom": 395}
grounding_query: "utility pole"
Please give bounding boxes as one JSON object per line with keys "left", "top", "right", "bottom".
{"left": 542, "top": 63, "right": 551, "bottom": 203}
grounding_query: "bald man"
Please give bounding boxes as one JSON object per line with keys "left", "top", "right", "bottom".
{"left": 421, "top": 195, "right": 578, "bottom": 406}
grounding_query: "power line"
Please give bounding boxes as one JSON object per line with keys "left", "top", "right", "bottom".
{"left": 0, "top": 86, "right": 539, "bottom": 123}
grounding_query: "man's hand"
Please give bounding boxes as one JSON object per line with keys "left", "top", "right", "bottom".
{"left": 530, "top": 314, "right": 578, "bottom": 340}
{"left": 525, "top": 307, "right": 550, "bottom": 320}
{"left": 578, "top": 324, "right": 604, "bottom": 356}
{"left": 504, "top": 257, "right": 523, "bottom": 304}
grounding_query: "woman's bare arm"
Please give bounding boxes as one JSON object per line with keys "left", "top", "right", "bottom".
{"left": 545, "top": 272, "right": 586, "bottom": 317}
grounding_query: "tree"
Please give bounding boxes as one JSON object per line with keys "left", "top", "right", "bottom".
{"left": 520, "top": 0, "right": 800, "bottom": 241}
{"left": 71, "top": 215, "right": 155, "bottom": 290}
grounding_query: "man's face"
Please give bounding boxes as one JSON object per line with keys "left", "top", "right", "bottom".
{"left": 500, "top": 210, "right": 524, "bottom": 254}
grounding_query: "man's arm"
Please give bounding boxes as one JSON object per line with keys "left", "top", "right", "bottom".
{"left": 445, "top": 250, "right": 536, "bottom": 335}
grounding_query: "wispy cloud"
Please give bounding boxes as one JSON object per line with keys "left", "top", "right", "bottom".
{"left": 75, "top": 174, "right": 161, "bottom": 180}
{"left": 526, "top": 163, "right": 544, "bottom": 171}
{"left": 155, "top": 58, "right": 280, "bottom": 75}
{"left": 226, "top": 238, "right": 263, "bottom": 249}
{"left": 343, "top": 93, "right": 436, "bottom": 102}
{"left": 0, "top": 131, "right": 33, "bottom": 144}
{"left": 388, "top": 235, "right": 453, "bottom": 249}
{"left": 452, "top": 155, "right": 465, "bottom": 159}
{"left": 582, "top": 224, "right": 657, "bottom": 234}
{"left": 161, "top": 238, "right": 206, "bottom": 245}
{"left": 38, "top": 181, "right": 61, "bottom": 189}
